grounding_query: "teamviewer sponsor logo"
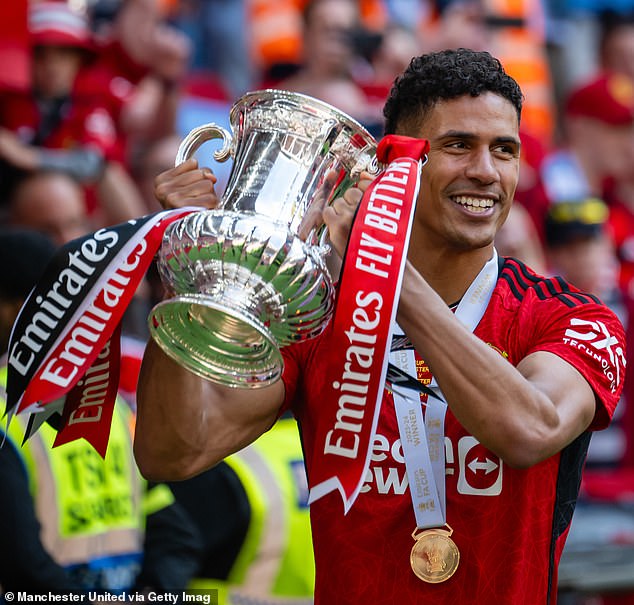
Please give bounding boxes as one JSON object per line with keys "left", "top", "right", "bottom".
{"left": 457, "top": 437, "right": 502, "bottom": 496}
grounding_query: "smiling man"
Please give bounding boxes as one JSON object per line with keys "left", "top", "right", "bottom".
{"left": 134, "top": 49, "right": 625, "bottom": 604}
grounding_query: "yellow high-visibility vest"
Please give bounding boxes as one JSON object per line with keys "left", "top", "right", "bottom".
{"left": 189, "top": 417, "right": 315, "bottom": 605}
{"left": 0, "top": 366, "right": 145, "bottom": 590}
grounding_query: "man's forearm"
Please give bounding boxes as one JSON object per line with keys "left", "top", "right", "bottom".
{"left": 396, "top": 261, "right": 594, "bottom": 467}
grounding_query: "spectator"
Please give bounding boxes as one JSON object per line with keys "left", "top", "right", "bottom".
{"left": 4, "top": 167, "right": 153, "bottom": 354}
{"left": 544, "top": 198, "right": 620, "bottom": 305}
{"left": 6, "top": 170, "right": 92, "bottom": 247}
{"left": 90, "top": 0, "right": 191, "bottom": 149}
{"left": 0, "top": 2, "right": 146, "bottom": 227}
{"left": 599, "top": 10, "right": 634, "bottom": 83}
{"left": 590, "top": 22, "right": 634, "bottom": 301}
{"left": 523, "top": 72, "right": 634, "bottom": 245}
{"left": 171, "top": 415, "right": 315, "bottom": 603}
{"left": 542, "top": 200, "right": 634, "bottom": 604}
{"left": 543, "top": 197, "right": 627, "bottom": 476}
{"left": 0, "top": 227, "right": 200, "bottom": 595}
{"left": 562, "top": 74, "right": 634, "bottom": 200}
{"left": 564, "top": 74, "right": 634, "bottom": 301}
{"left": 275, "top": 0, "right": 379, "bottom": 128}
{"left": 366, "top": 23, "right": 421, "bottom": 89}
{"left": 0, "top": 3, "right": 110, "bottom": 195}
{"left": 356, "top": 23, "right": 422, "bottom": 134}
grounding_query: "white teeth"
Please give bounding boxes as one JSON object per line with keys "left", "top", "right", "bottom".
{"left": 453, "top": 196, "right": 494, "bottom": 212}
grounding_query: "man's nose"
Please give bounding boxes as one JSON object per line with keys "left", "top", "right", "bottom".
{"left": 465, "top": 148, "right": 498, "bottom": 183}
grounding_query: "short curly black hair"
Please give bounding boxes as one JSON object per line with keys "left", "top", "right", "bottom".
{"left": 383, "top": 48, "right": 523, "bottom": 136}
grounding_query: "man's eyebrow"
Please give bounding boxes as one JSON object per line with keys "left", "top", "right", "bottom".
{"left": 495, "top": 135, "right": 522, "bottom": 148}
{"left": 438, "top": 130, "right": 474, "bottom": 139}
{"left": 438, "top": 130, "right": 521, "bottom": 147}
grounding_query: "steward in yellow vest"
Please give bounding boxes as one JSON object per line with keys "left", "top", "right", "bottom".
{"left": 0, "top": 365, "right": 146, "bottom": 592}
{"left": 0, "top": 228, "right": 201, "bottom": 595}
{"left": 172, "top": 416, "right": 315, "bottom": 604}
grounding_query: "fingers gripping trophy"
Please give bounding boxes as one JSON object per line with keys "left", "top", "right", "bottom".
{"left": 149, "top": 90, "right": 377, "bottom": 388}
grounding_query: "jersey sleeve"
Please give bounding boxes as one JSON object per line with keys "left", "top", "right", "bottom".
{"left": 280, "top": 325, "right": 327, "bottom": 418}
{"left": 524, "top": 297, "right": 626, "bottom": 430}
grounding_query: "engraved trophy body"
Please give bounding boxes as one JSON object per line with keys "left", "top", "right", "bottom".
{"left": 149, "top": 89, "right": 377, "bottom": 388}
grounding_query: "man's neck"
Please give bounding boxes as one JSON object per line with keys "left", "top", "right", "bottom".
{"left": 409, "top": 245, "right": 495, "bottom": 305}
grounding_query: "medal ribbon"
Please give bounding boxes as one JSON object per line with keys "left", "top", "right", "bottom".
{"left": 308, "top": 134, "right": 430, "bottom": 513}
{"left": 393, "top": 384, "right": 447, "bottom": 527}
{"left": 391, "top": 250, "right": 499, "bottom": 529}
{"left": 5, "top": 208, "right": 199, "bottom": 456}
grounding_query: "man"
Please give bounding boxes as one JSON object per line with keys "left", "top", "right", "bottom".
{"left": 0, "top": 1, "right": 152, "bottom": 227}
{"left": 525, "top": 72, "right": 634, "bottom": 245}
{"left": 600, "top": 10, "right": 634, "bottom": 83}
{"left": 172, "top": 415, "right": 315, "bottom": 603}
{"left": 0, "top": 2, "right": 112, "bottom": 197}
{"left": 544, "top": 198, "right": 619, "bottom": 303}
{"left": 134, "top": 49, "right": 625, "bottom": 603}
{"left": 6, "top": 170, "right": 92, "bottom": 246}
{"left": 275, "top": 0, "right": 378, "bottom": 129}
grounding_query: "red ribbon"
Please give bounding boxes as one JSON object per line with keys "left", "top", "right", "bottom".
{"left": 308, "top": 134, "right": 429, "bottom": 512}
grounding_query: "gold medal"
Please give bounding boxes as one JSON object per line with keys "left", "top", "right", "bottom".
{"left": 410, "top": 525, "right": 460, "bottom": 583}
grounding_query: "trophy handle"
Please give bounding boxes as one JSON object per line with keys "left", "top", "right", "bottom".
{"left": 174, "top": 123, "right": 234, "bottom": 166}
{"left": 316, "top": 154, "right": 381, "bottom": 251}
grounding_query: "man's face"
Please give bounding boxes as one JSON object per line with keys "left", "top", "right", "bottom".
{"left": 547, "top": 234, "right": 618, "bottom": 298}
{"left": 589, "top": 120, "right": 634, "bottom": 182}
{"left": 11, "top": 173, "right": 90, "bottom": 246}
{"left": 409, "top": 92, "right": 521, "bottom": 254}
{"left": 603, "top": 25, "right": 634, "bottom": 83}
{"left": 304, "top": 0, "right": 359, "bottom": 75}
{"left": 32, "top": 45, "right": 83, "bottom": 98}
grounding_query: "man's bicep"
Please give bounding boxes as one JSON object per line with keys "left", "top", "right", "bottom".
{"left": 237, "top": 379, "right": 287, "bottom": 436}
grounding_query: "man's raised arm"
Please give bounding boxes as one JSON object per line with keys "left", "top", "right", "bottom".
{"left": 134, "top": 339, "right": 285, "bottom": 481}
{"left": 134, "top": 158, "right": 286, "bottom": 480}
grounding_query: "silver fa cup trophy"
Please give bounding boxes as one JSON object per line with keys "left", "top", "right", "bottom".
{"left": 148, "top": 89, "right": 377, "bottom": 388}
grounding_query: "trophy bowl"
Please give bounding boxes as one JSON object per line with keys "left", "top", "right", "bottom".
{"left": 149, "top": 89, "right": 377, "bottom": 388}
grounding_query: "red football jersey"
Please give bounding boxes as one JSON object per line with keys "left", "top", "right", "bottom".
{"left": 282, "top": 257, "right": 625, "bottom": 605}
{"left": 0, "top": 86, "right": 119, "bottom": 161}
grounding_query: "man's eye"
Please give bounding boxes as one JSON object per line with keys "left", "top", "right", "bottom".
{"left": 494, "top": 145, "right": 516, "bottom": 156}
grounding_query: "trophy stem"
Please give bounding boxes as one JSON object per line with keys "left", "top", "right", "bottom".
{"left": 149, "top": 287, "right": 284, "bottom": 387}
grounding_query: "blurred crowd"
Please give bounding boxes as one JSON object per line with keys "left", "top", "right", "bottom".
{"left": 2, "top": 0, "right": 634, "bottom": 602}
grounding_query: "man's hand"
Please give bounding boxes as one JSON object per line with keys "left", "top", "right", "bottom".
{"left": 154, "top": 158, "right": 220, "bottom": 210}
{"left": 323, "top": 170, "right": 375, "bottom": 258}
{"left": 113, "top": 0, "right": 191, "bottom": 83}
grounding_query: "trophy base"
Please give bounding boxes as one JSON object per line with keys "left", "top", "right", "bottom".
{"left": 149, "top": 293, "right": 283, "bottom": 388}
